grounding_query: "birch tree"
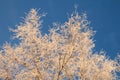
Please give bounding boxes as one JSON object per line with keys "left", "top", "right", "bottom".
{"left": 0, "top": 8, "right": 120, "bottom": 80}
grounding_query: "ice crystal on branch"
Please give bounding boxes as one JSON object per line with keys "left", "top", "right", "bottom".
{"left": 0, "top": 8, "right": 120, "bottom": 80}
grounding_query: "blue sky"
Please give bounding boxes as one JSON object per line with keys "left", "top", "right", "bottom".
{"left": 0, "top": 0, "right": 120, "bottom": 59}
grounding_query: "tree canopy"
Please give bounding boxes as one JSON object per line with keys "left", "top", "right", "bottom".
{"left": 0, "top": 9, "right": 120, "bottom": 80}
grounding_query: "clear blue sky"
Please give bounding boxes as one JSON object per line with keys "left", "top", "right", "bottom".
{"left": 0, "top": 0, "right": 120, "bottom": 59}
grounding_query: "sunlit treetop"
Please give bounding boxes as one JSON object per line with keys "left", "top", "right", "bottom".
{"left": 0, "top": 8, "right": 120, "bottom": 80}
